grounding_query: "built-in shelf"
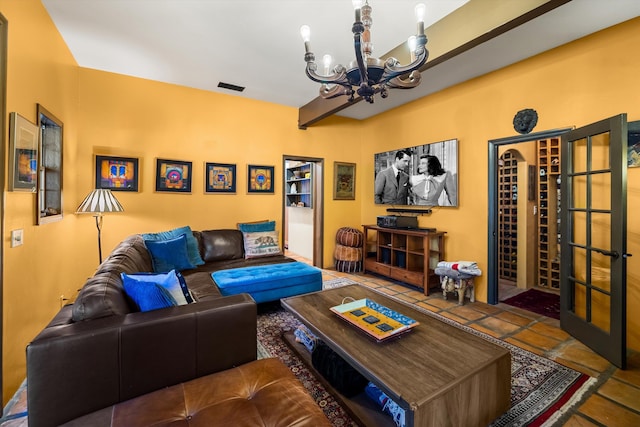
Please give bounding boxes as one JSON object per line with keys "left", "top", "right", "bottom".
{"left": 285, "top": 163, "right": 312, "bottom": 208}
{"left": 537, "top": 138, "right": 561, "bottom": 291}
{"left": 498, "top": 151, "right": 518, "bottom": 281}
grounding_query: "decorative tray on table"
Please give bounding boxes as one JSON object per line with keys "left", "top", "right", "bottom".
{"left": 330, "top": 298, "right": 419, "bottom": 342}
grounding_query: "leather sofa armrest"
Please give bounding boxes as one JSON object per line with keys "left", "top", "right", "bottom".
{"left": 26, "top": 293, "right": 257, "bottom": 427}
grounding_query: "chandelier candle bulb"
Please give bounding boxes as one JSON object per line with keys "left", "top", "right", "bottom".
{"left": 415, "top": 3, "right": 426, "bottom": 35}
{"left": 323, "top": 54, "right": 332, "bottom": 75}
{"left": 300, "top": 25, "right": 311, "bottom": 53}
{"left": 353, "top": 0, "right": 363, "bottom": 22}
{"left": 408, "top": 35, "right": 417, "bottom": 62}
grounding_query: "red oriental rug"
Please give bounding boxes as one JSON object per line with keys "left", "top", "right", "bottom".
{"left": 503, "top": 288, "right": 561, "bottom": 320}
{"left": 257, "top": 303, "right": 595, "bottom": 427}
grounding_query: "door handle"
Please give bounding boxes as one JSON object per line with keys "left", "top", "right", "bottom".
{"left": 622, "top": 253, "right": 633, "bottom": 258}
{"left": 593, "top": 248, "right": 619, "bottom": 259}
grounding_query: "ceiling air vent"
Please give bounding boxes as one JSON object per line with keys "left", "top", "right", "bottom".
{"left": 217, "top": 82, "right": 245, "bottom": 92}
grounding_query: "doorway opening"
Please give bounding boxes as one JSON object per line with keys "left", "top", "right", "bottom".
{"left": 282, "top": 155, "right": 324, "bottom": 268}
{"left": 488, "top": 128, "right": 572, "bottom": 309}
{"left": 491, "top": 116, "right": 632, "bottom": 368}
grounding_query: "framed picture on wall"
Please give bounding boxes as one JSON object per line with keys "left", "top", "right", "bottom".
{"left": 9, "top": 112, "right": 39, "bottom": 192}
{"left": 374, "top": 139, "right": 458, "bottom": 207}
{"left": 155, "top": 158, "right": 192, "bottom": 193}
{"left": 95, "top": 155, "right": 139, "bottom": 191}
{"left": 36, "top": 104, "right": 64, "bottom": 224}
{"left": 247, "top": 164, "right": 274, "bottom": 193}
{"left": 205, "top": 162, "right": 236, "bottom": 193}
{"left": 333, "top": 162, "right": 356, "bottom": 200}
{"left": 629, "top": 126, "right": 640, "bottom": 167}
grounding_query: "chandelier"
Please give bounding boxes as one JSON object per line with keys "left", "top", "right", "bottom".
{"left": 300, "top": 0, "right": 428, "bottom": 104}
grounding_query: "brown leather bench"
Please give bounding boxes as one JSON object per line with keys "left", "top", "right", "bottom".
{"left": 61, "top": 358, "right": 331, "bottom": 426}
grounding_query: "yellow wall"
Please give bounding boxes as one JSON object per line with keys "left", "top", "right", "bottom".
{"left": 1, "top": 0, "right": 80, "bottom": 404}
{"left": 75, "top": 68, "right": 364, "bottom": 264}
{"left": 360, "top": 17, "right": 640, "bottom": 354}
{"left": 1, "top": 0, "right": 639, "bottom": 408}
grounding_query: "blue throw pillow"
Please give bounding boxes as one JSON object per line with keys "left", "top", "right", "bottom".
{"left": 144, "top": 234, "right": 196, "bottom": 273}
{"left": 122, "top": 275, "right": 177, "bottom": 312}
{"left": 142, "top": 225, "right": 205, "bottom": 267}
{"left": 238, "top": 220, "right": 276, "bottom": 233}
{"left": 121, "top": 270, "right": 193, "bottom": 305}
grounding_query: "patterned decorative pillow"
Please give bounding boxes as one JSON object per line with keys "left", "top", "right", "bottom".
{"left": 144, "top": 234, "right": 196, "bottom": 273}
{"left": 121, "top": 270, "right": 193, "bottom": 306}
{"left": 242, "top": 230, "right": 282, "bottom": 258}
{"left": 142, "top": 225, "right": 205, "bottom": 267}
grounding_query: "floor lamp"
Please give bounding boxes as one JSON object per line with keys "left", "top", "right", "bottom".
{"left": 76, "top": 189, "right": 125, "bottom": 264}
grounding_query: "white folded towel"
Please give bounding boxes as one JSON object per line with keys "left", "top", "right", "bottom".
{"left": 436, "top": 261, "right": 482, "bottom": 276}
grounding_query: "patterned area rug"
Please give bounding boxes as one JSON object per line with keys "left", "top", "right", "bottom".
{"left": 257, "top": 307, "right": 357, "bottom": 427}
{"left": 257, "top": 296, "right": 597, "bottom": 427}
{"left": 322, "top": 277, "right": 358, "bottom": 290}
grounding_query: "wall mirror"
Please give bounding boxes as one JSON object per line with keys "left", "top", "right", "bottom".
{"left": 37, "top": 104, "right": 63, "bottom": 224}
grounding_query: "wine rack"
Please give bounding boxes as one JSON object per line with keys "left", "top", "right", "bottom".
{"left": 498, "top": 151, "right": 518, "bottom": 281}
{"left": 537, "top": 138, "right": 561, "bottom": 290}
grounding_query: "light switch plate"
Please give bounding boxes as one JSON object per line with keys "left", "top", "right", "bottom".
{"left": 11, "top": 229, "right": 23, "bottom": 247}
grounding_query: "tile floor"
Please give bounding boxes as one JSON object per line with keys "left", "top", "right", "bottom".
{"left": 2, "top": 257, "right": 639, "bottom": 426}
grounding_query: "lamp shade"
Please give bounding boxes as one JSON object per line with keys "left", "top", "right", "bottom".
{"left": 76, "top": 189, "right": 124, "bottom": 214}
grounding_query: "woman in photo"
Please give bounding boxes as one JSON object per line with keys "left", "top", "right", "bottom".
{"left": 411, "top": 155, "right": 457, "bottom": 206}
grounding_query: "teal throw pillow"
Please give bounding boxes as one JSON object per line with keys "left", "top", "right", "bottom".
{"left": 238, "top": 220, "right": 276, "bottom": 233}
{"left": 122, "top": 274, "right": 177, "bottom": 312}
{"left": 142, "top": 225, "right": 205, "bottom": 266}
{"left": 144, "top": 234, "right": 196, "bottom": 273}
{"left": 121, "top": 270, "right": 193, "bottom": 305}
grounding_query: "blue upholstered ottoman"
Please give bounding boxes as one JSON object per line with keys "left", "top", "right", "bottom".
{"left": 211, "top": 262, "right": 322, "bottom": 303}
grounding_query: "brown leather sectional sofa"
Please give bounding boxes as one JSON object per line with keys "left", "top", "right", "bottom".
{"left": 26, "top": 229, "right": 324, "bottom": 427}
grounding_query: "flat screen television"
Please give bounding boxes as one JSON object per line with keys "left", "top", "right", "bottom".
{"left": 374, "top": 138, "right": 458, "bottom": 207}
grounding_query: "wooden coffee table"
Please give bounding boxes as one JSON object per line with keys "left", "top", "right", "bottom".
{"left": 281, "top": 284, "right": 511, "bottom": 427}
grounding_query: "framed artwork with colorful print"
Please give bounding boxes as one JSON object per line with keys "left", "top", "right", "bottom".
{"left": 247, "top": 164, "right": 274, "bottom": 193}
{"left": 205, "top": 162, "right": 236, "bottom": 193}
{"left": 9, "top": 112, "right": 39, "bottom": 192}
{"left": 95, "top": 155, "right": 139, "bottom": 192}
{"left": 155, "top": 158, "right": 192, "bottom": 193}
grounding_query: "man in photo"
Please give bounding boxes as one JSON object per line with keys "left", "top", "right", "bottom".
{"left": 374, "top": 150, "right": 411, "bottom": 204}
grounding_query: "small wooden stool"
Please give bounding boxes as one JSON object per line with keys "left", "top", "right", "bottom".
{"left": 440, "top": 276, "right": 475, "bottom": 305}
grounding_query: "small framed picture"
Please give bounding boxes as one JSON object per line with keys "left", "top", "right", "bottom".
{"left": 205, "top": 162, "right": 236, "bottom": 193}
{"left": 95, "top": 155, "right": 139, "bottom": 191}
{"left": 334, "top": 161, "right": 356, "bottom": 200}
{"left": 629, "top": 128, "right": 640, "bottom": 167}
{"left": 247, "top": 165, "right": 274, "bottom": 193}
{"left": 155, "top": 158, "right": 192, "bottom": 193}
{"left": 9, "top": 112, "right": 39, "bottom": 192}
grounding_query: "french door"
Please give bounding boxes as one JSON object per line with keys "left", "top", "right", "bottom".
{"left": 560, "top": 114, "right": 631, "bottom": 369}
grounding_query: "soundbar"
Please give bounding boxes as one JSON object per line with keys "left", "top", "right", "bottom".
{"left": 386, "top": 208, "right": 432, "bottom": 214}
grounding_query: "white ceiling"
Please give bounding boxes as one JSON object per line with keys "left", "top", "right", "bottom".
{"left": 42, "top": 0, "right": 640, "bottom": 122}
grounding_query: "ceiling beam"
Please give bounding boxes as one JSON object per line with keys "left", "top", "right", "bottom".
{"left": 298, "top": 0, "right": 571, "bottom": 129}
